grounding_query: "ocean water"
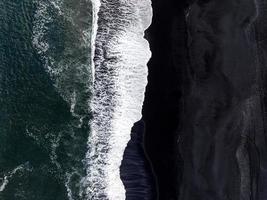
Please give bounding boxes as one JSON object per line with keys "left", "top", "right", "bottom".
{"left": 0, "top": 0, "right": 152, "bottom": 199}
{"left": 0, "top": 0, "right": 92, "bottom": 199}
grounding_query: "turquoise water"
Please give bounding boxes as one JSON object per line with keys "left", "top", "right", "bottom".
{"left": 0, "top": 0, "right": 92, "bottom": 199}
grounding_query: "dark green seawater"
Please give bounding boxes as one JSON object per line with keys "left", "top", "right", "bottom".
{"left": 0, "top": 0, "right": 93, "bottom": 199}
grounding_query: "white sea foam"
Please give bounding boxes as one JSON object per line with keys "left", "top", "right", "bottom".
{"left": 90, "top": 0, "right": 101, "bottom": 82}
{"left": 32, "top": 0, "right": 92, "bottom": 110}
{"left": 32, "top": 0, "right": 63, "bottom": 76}
{"left": 86, "top": 0, "right": 153, "bottom": 199}
{"left": 0, "top": 163, "right": 30, "bottom": 192}
{"left": 65, "top": 172, "right": 74, "bottom": 200}
{"left": 32, "top": 1, "right": 93, "bottom": 199}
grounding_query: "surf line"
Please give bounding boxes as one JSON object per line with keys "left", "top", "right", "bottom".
{"left": 86, "top": 0, "right": 153, "bottom": 199}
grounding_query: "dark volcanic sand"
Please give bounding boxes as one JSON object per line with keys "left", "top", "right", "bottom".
{"left": 141, "top": 0, "right": 267, "bottom": 199}
{"left": 142, "top": 0, "right": 189, "bottom": 199}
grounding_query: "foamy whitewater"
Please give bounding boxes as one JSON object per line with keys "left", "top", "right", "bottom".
{"left": 32, "top": 0, "right": 152, "bottom": 199}
{"left": 86, "top": 0, "right": 152, "bottom": 199}
{"left": 0, "top": 163, "right": 31, "bottom": 192}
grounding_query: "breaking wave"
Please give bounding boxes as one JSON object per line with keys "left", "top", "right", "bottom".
{"left": 86, "top": 0, "right": 153, "bottom": 199}
{"left": 32, "top": 0, "right": 152, "bottom": 199}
